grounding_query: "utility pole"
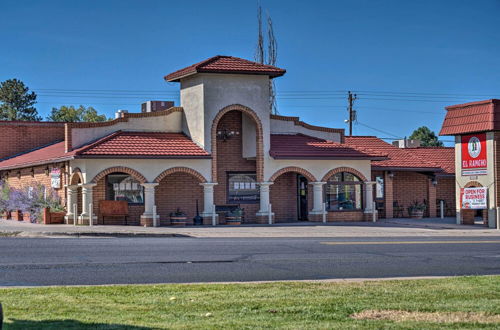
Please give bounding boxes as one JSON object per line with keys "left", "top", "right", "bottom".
{"left": 347, "top": 91, "right": 357, "bottom": 136}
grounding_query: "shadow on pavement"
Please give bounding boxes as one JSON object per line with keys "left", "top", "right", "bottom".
{"left": 4, "top": 318, "right": 152, "bottom": 329}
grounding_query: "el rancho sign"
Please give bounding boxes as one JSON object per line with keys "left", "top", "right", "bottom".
{"left": 461, "top": 133, "right": 487, "bottom": 176}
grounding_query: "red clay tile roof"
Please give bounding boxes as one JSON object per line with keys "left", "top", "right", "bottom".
{"left": 165, "top": 55, "right": 286, "bottom": 82}
{"left": 440, "top": 99, "right": 500, "bottom": 136}
{"left": 0, "top": 141, "right": 69, "bottom": 170}
{"left": 0, "top": 132, "right": 210, "bottom": 170}
{"left": 410, "top": 147, "right": 455, "bottom": 175}
{"left": 270, "top": 134, "right": 387, "bottom": 160}
{"left": 345, "top": 136, "right": 449, "bottom": 173}
{"left": 78, "top": 132, "right": 210, "bottom": 158}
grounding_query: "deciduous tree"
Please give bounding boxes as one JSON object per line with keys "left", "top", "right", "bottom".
{"left": 409, "top": 126, "right": 444, "bottom": 147}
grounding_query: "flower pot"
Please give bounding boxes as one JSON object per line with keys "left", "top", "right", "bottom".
{"left": 170, "top": 216, "right": 187, "bottom": 226}
{"left": 0, "top": 211, "right": 9, "bottom": 220}
{"left": 225, "top": 216, "right": 241, "bottom": 225}
{"left": 10, "top": 210, "right": 22, "bottom": 221}
{"left": 43, "top": 208, "right": 66, "bottom": 224}
{"left": 409, "top": 210, "right": 424, "bottom": 219}
{"left": 22, "top": 212, "right": 32, "bottom": 222}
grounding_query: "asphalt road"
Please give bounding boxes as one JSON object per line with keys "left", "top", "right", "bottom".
{"left": 1, "top": 236, "right": 500, "bottom": 286}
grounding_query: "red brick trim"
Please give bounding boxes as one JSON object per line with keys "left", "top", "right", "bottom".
{"left": 211, "top": 104, "right": 264, "bottom": 182}
{"left": 69, "top": 168, "right": 84, "bottom": 185}
{"left": 321, "top": 167, "right": 368, "bottom": 182}
{"left": 464, "top": 181, "right": 483, "bottom": 188}
{"left": 269, "top": 166, "right": 317, "bottom": 182}
{"left": 91, "top": 166, "right": 147, "bottom": 184}
{"left": 154, "top": 167, "right": 207, "bottom": 183}
{"left": 270, "top": 114, "right": 345, "bottom": 142}
{"left": 64, "top": 107, "right": 184, "bottom": 151}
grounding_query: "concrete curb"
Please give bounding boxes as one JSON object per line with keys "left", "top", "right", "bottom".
{"left": 3, "top": 231, "right": 192, "bottom": 238}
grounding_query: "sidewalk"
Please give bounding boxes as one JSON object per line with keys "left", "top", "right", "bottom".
{"left": 1, "top": 218, "right": 498, "bottom": 238}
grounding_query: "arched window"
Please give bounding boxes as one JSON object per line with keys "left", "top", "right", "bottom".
{"left": 325, "top": 172, "right": 363, "bottom": 211}
{"left": 106, "top": 173, "right": 144, "bottom": 204}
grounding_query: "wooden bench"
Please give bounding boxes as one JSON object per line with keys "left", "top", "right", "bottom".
{"left": 99, "top": 200, "right": 129, "bottom": 225}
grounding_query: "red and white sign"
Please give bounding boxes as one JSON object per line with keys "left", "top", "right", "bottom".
{"left": 461, "top": 187, "right": 487, "bottom": 210}
{"left": 461, "top": 133, "right": 487, "bottom": 176}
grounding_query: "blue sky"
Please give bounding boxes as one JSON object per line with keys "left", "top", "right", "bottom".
{"left": 1, "top": 0, "right": 499, "bottom": 145}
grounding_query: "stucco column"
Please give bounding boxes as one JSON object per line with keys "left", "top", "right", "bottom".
{"left": 311, "top": 182, "right": 326, "bottom": 213}
{"left": 65, "top": 185, "right": 78, "bottom": 220}
{"left": 79, "top": 183, "right": 96, "bottom": 225}
{"left": 200, "top": 183, "right": 217, "bottom": 215}
{"left": 141, "top": 183, "right": 159, "bottom": 226}
{"left": 257, "top": 182, "right": 273, "bottom": 214}
{"left": 364, "top": 181, "right": 376, "bottom": 213}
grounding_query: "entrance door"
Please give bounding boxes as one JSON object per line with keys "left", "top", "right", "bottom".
{"left": 297, "top": 175, "right": 308, "bottom": 220}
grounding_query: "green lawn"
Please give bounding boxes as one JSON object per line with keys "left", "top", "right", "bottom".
{"left": 1, "top": 276, "right": 499, "bottom": 329}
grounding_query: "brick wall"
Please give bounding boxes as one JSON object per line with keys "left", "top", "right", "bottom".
{"left": 392, "top": 171, "right": 430, "bottom": 217}
{"left": 436, "top": 177, "right": 456, "bottom": 217}
{"left": 5, "top": 164, "right": 67, "bottom": 206}
{"left": 155, "top": 172, "right": 204, "bottom": 226}
{"left": 270, "top": 172, "right": 314, "bottom": 222}
{"left": 326, "top": 210, "right": 364, "bottom": 221}
{"left": 214, "top": 111, "right": 259, "bottom": 223}
{"left": 0, "top": 122, "right": 64, "bottom": 160}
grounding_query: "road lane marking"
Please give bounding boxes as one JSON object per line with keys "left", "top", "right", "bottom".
{"left": 321, "top": 240, "right": 500, "bottom": 245}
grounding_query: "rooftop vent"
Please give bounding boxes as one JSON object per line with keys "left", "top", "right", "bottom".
{"left": 392, "top": 139, "right": 421, "bottom": 149}
{"left": 115, "top": 109, "right": 129, "bottom": 119}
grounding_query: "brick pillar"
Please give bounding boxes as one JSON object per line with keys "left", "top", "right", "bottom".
{"left": 140, "top": 183, "right": 159, "bottom": 227}
{"left": 428, "top": 178, "right": 437, "bottom": 218}
{"left": 384, "top": 171, "right": 394, "bottom": 219}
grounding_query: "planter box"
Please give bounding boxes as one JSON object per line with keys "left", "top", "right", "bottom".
{"left": 42, "top": 208, "right": 66, "bottom": 224}
{"left": 409, "top": 210, "right": 424, "bottom": 219}
{"left": 225, "top": 216, "right": 241, "bottom": 225}
{"left": 10, "top": 210, "right": 22, "bottom": 221}
{"left": 170, "top": 216, "right": 187, "bottom": 227}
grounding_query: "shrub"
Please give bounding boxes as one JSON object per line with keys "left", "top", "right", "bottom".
{"left": 0, "top": 180, "right": 10, "bottom": 213}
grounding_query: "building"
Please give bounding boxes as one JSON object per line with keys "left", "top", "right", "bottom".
{"left": 0, "top": 55, "right": 456, "bottom": 226}
{"left": 440, "top": 99, "right": 500, "bottom": 228}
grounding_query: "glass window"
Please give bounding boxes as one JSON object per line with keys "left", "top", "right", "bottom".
{"left": 375, "top": 176, "right": 384, "bottom": 199}
{"left": 326, "top": 172, "right": 363, "bottom": 211}
{"left": 228, "top": 172, "right": 259, "bottom": 203}
{"left": 106, "top": 173, "right": 144, "bottom": 204}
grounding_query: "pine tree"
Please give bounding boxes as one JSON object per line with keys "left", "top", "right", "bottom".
{"left": 0, "top": 79, "right": 41, "bottom": 121}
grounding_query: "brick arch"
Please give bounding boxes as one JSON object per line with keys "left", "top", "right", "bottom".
{"left": 154, "top": 167, "right": 207, "bottom": 183}
{"left": 321, "top": 167, "right": 368, "bottom": 182}
{"left": 211, "top": 104, "right": 264, "bottom": 182}
{"left": 464, "top": 181, "right": 483, "bottom": 188}
{"left": 91, "top": 166, "right": 147, "bottom": 184}
{"left": 69, "top": 168, "right": 84, "bottom": 185}
{"left": 269, "top": 166, "right": 317, "bottom": 182}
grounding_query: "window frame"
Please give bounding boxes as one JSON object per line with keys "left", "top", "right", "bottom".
{"left": 325, "top": 172, "right": 364, "bottom": 212}
{"left": 226, "top": 171, "right": 259, "bottom": 204}
{"left": 105, "top": 173, "right": 145, "bottom": 205}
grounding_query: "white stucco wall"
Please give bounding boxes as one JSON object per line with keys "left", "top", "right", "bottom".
{"left": 71, "top": 112, "right": 183, "bottom": 149}
{"left": 270, "top": 118, "right": 342, "bottom": 142}
{"left": 180, "top": 73, "right": 271, "bottom": 155}
{"left": 454, "top": 132, "right": 497, "bottom": 227}
{"left": 242, "top": 112, "right": 257, "bottom": 158}
{"left": 180, "top": 76, "right": 205, "bottom": 147}
{"left": 70, "top": 158, "right": 211, "bottom": 184}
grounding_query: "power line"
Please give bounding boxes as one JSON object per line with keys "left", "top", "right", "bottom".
{"left": 356, "top": 121, "right": 403, "bottom": 139}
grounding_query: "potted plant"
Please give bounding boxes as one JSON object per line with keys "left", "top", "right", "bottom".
{"left": 170, "top": 208, "right": 187, "bottom": 226}
{"left": 407, "top": 200, "right": 427, "bottom": 219}
{"left": 225, "top": 207, "right": 243, "bottom": 225}
{"left": 40, "top": 187, "right": 65, "bottom": 224}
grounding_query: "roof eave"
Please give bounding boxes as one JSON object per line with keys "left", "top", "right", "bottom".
{"left": 75, "top": 155, "right": 212, "bottom": 160}
{"left": 0, "top": 156, "right": 74, "bottom": 171}
{"left": 371, "top": 166, "right": 443, "bottom": 172}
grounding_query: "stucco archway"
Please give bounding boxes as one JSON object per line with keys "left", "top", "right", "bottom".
{"left": 69, "top": 168, "right": 84, "bottom": 185}
{"left": 269, "top": 166, "right": 317, "bottom": 182}
{"left": 154, "top": 167, "right": 207, "bottom": 183}
{"left": 321, "top": 167, "right": 368, "bottom": 182}
{"left": 91, "top": 166, "right": 147, "bottom": 184}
